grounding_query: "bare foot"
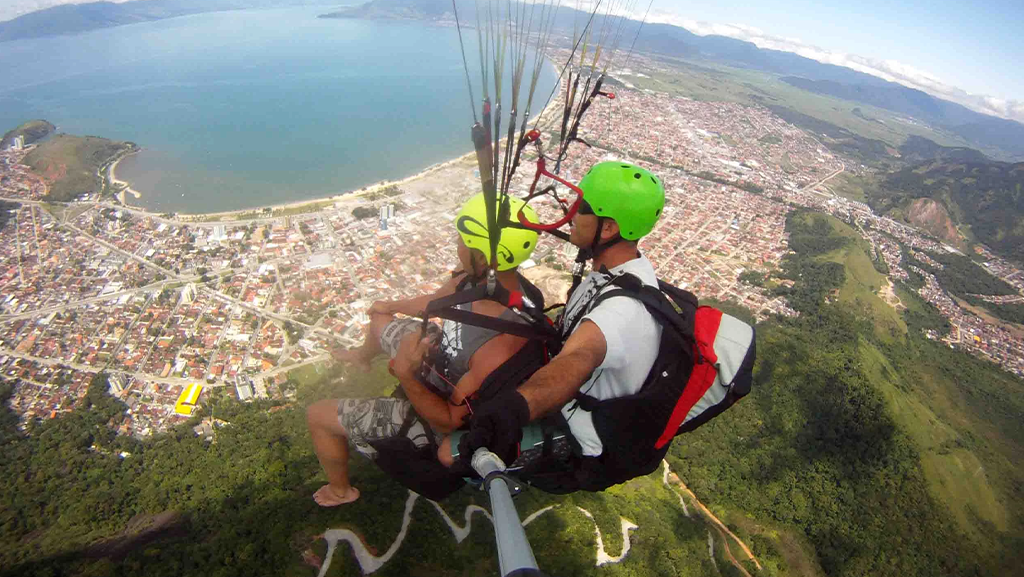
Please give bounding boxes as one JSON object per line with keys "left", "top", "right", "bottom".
{"left": 332, "top": 346, "right": 371, "bottom": 372}
{"left": 313, "top": 484, "right": 360, "bottom": 507}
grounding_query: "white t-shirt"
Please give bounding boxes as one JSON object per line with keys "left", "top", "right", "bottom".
{"left": 559, "top": 255, "right": 662, "bottom": 456}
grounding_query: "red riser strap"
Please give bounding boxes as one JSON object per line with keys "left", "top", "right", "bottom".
{"left": 655, "top": 307, "right": 723, "bottom": 449}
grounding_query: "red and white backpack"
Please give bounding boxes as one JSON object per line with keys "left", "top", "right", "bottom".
{"left": 566, "top": 273, "right": 756, "bottom": 491}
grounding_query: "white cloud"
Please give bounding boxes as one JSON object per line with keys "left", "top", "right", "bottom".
{"left": 645, "top": 11, "right": 1024, "bottom": 125}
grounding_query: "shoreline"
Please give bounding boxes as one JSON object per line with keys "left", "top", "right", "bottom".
{"left": 109, "top": 61, "right": 566, "bottom": 221}
{"left": 172, "top": 151, "right": 480, "bottom": 221}
{"left": 108, "top": 150, "right": 143, "bottom": 206}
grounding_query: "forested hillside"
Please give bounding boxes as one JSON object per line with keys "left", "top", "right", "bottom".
{"left": 1, "top": 365, "right": 752, "bottom": 577}
{"left": 0, "top": 0, "right": 339, "bottom": 42}
{"left": 673, "top": 212, "right": 1024, "bottom": 577}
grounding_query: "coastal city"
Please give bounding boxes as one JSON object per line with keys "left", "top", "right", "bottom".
{"left": 2, "top": 77, "right": 1023, "bottom": 437}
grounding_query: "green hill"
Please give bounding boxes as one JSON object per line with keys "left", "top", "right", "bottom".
{"left": 771, "top": 211, "right": 903, "bottom": 339}
{"left": 815, "top": 213, "right": 906, "bottom": 341}
{"left": 780, "top": 77, "right": 1024, "bottom": 161}
{"left": 0, "top": 119, "right": 54, "bottom": 149}
{"left": 20, "top": 133, "right": 135, "bottom": 202}
{"left": 0, "top": 1, "right": 341, "bottom": 42}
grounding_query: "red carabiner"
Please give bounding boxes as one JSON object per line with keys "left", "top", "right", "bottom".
{"left": 517, "top": 156, "right": 584, "bottom": 231}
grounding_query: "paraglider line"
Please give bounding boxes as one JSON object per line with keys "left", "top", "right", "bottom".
{"left": 452, "top": 0, "right": 478, "bottom": 124}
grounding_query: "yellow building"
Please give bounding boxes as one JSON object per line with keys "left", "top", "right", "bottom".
{"left": 175, "top": 383, "right": 203, "bottom": 416}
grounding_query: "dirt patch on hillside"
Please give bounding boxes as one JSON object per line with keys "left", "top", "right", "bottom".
{"left": 877, "top": 279, "right": 904, "bottom": 311}
{"left": 906, "top": 198, "right": 962, "bottom": 247}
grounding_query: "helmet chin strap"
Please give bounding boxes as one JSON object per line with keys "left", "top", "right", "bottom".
{"left": 588, "top": 216, "right": 624, "bottom": 260}
{"left": 469, "top": 261, "right": 491, "bottom": 285}
{"left": 567, "top": 216, "right": 624, "bottom": 302}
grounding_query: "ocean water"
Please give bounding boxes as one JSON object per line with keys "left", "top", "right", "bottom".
{"left": 0, "top": 8, "right": 556, "bottom": 213}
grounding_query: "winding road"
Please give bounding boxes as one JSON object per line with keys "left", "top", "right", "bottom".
{"left": 312, "top": 460, "right": 759, "bottom": 576}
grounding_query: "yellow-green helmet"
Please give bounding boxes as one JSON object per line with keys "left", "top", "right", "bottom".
{"left": 578, "top": 161, "right": 665, "bottom": 240}
{"left": 456, "top": 193, "right": 539, "bottom": 271}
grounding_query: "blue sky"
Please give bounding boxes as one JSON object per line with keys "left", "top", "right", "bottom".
{"left": 675, "top": 0, "right": 1024, "bottom": 97}
{"left": 648, "top": 0, "right": 1024, "bottom": 120}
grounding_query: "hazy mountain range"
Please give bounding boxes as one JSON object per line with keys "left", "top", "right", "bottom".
{"left": 325, "top": 0, "right": 1024, "bottom": 159}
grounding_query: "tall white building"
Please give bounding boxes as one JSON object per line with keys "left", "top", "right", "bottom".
{"left": 180, "top": 282, "right": 197, "bottom": 305}
{"left": 210, "top": 225, "right": 227, "bottom": 243}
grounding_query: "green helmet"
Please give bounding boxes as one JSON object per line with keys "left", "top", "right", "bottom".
{"left": 456, "top": 193, "right": 539, "bottom": 271}
{"left": 578, "top": 161, "right": 665, "bottom": 240}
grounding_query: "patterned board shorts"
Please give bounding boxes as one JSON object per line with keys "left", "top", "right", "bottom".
{"left": 337, "top": 397, "right": 441, "bottom": 460}
{"left": 378, "top": 318, "right": 441, "bottom": 359}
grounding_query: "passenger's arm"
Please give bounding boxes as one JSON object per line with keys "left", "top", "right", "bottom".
{"left": 454, "top": 320, "right": 607, "bottom": 465}
{"left": 390, "top": 334, "right": 456, "bottom": 432}
{"left": 394, "top": 368, "right": 464, "bottom": 434}
{"left": 371, "top": 272, "right": 465, "bottom": 317}
{"left": 394, "top": 332, "right": 525, "bottom": 434}
{"left": 516, "top": 319, "right": 607, "bottom": 419}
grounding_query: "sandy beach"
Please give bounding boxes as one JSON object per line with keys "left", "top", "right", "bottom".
{"left": 169, "top": 150, "right": 480, "bottom": 222}
{"left": 108, "top": 152, "right": 142, "bottom": 206}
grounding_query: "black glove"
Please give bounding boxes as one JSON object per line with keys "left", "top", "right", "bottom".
{"left": 457, "top": 391, "right": 531, "bottom": 472}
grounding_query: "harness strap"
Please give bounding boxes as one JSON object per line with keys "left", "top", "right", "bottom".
{"left": 599, "top": 274, "right": 697, "bottom": 339}
{"left": 425, "top": 273, "right": 543, "bottom": 316}
{"left": 429, "top": 307, "right": 554, "bottom": 340}
{"left": 422, "top": 274, "right": 558, "bottom": 341}
{"left": 560, "top": 268, "right": 631, "bottom": 338}
{"left": 425, "top": 283, "right": 502, "bottom": 313}
{"left": 566, "top": 273, "right": 699, "bottom": 412}
{"left": 600, "top": 286, "right": 694, "bottom": 341}
{"left": 657, "top": 279, "right": 699, "bottom": 311}
{"left": 395, "top": 403, "right": 418, "bottom": 439}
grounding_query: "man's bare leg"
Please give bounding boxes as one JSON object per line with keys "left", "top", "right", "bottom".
{"left": 332, "top": 311, "right": 393, "bottom": 371}
{"left": 307, "top": 399, "right": 361, "bottom": 506}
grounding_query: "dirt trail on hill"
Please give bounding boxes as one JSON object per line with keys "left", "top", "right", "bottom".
{"left": 665, "top": 467, "right": 762, "bottom": 575}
